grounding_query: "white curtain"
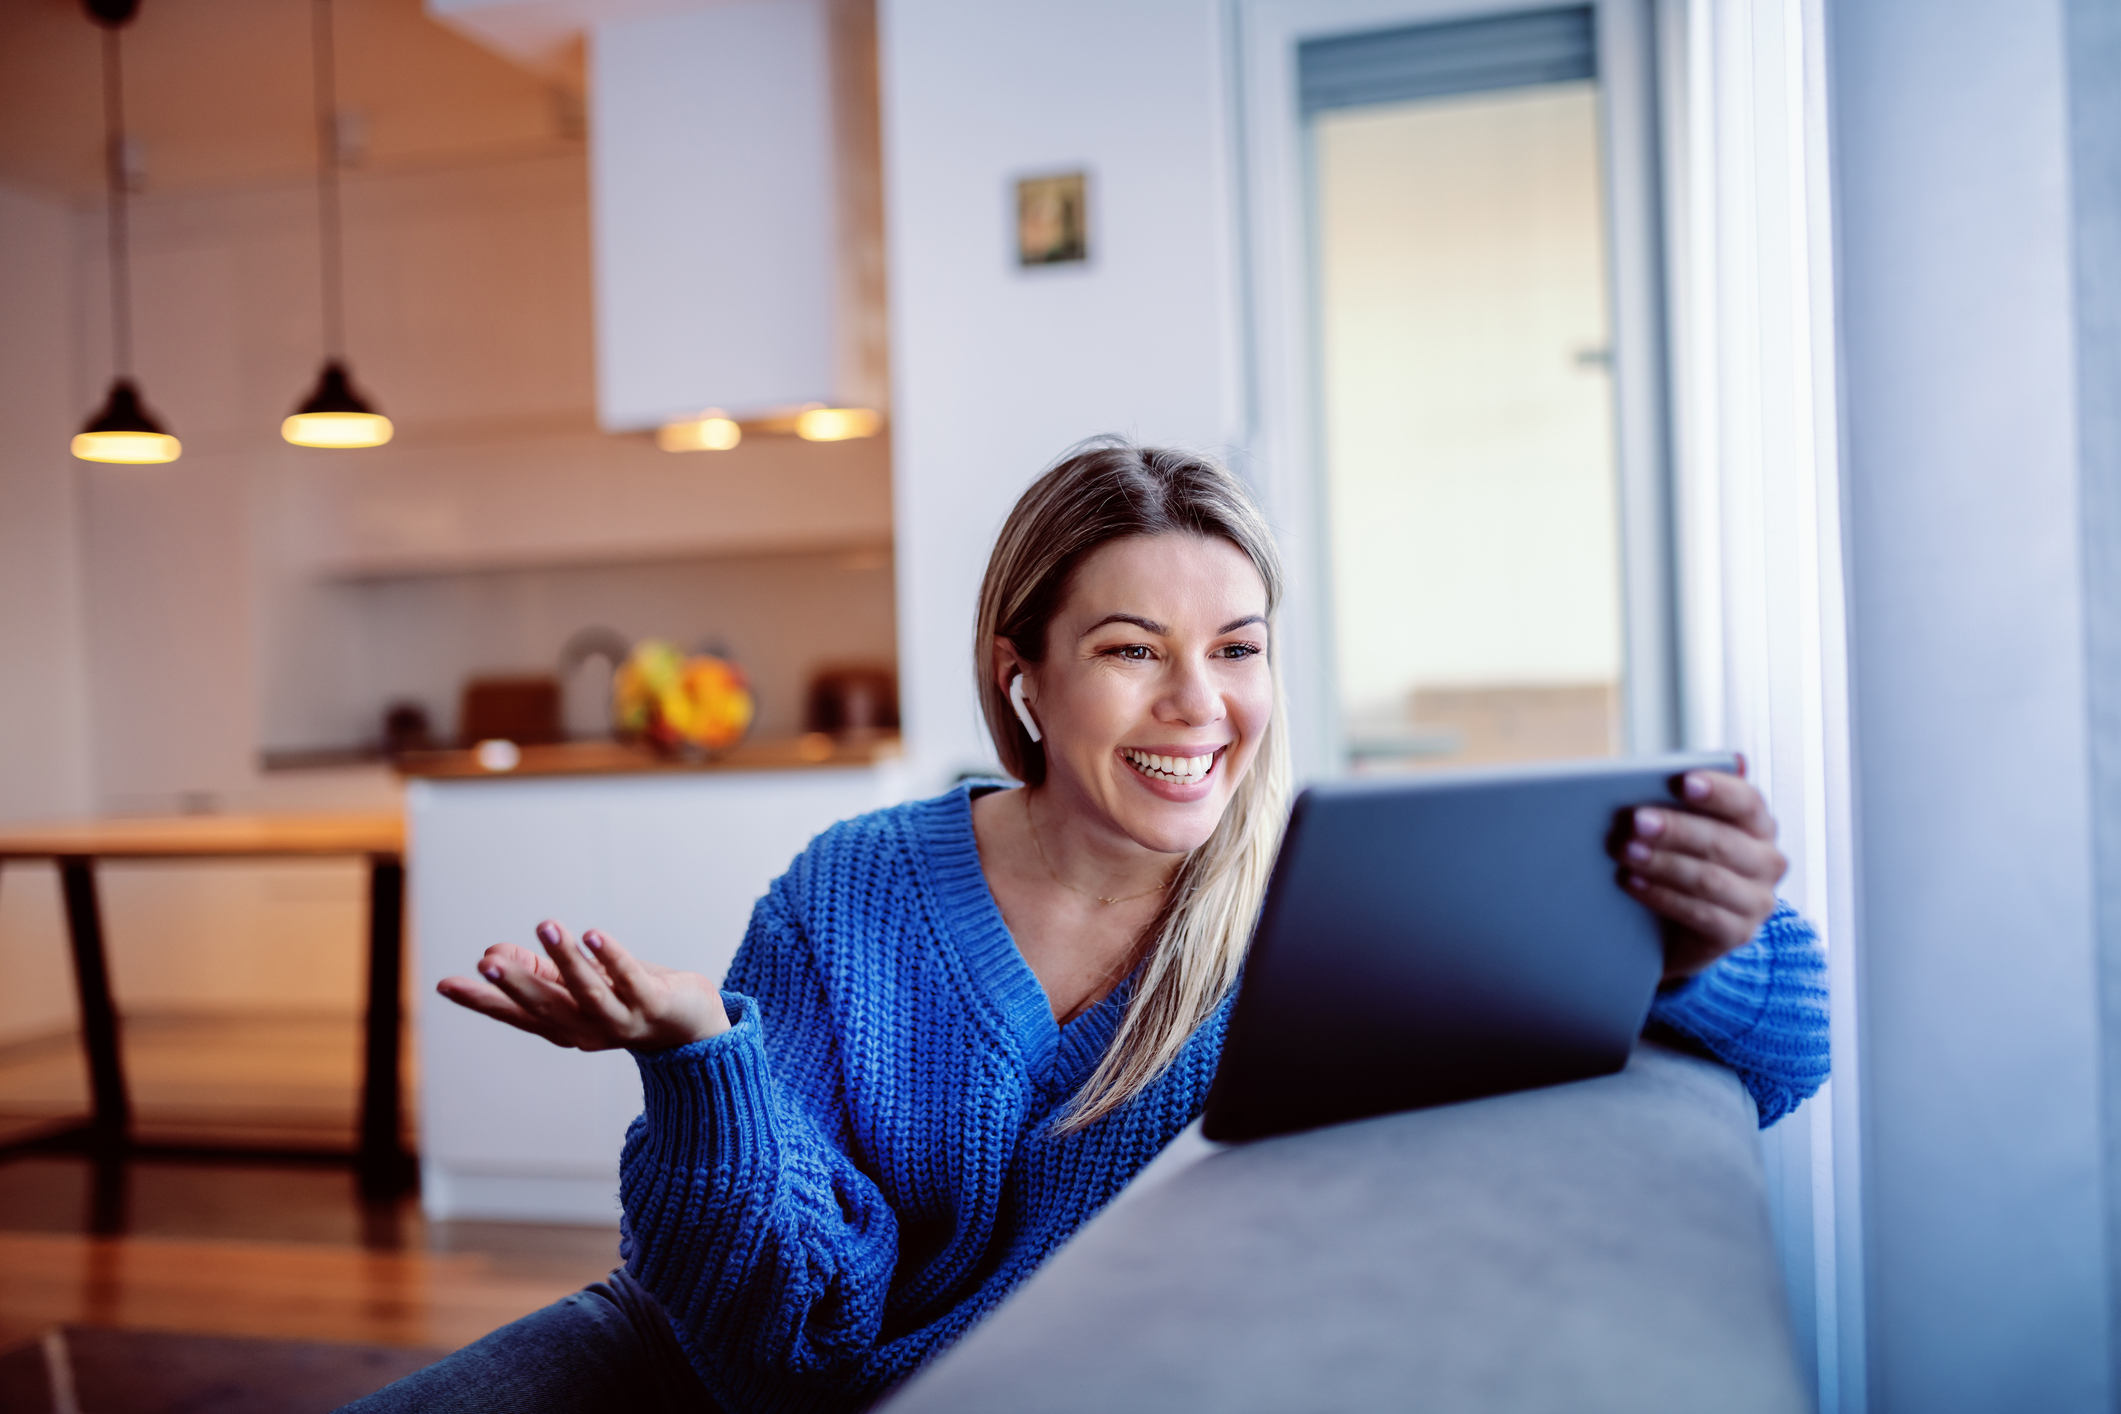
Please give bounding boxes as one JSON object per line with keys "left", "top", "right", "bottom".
{"left": 1657, "top": 1, "right": 1864, "bottom": 1408}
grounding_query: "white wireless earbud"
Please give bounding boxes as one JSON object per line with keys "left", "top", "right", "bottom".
{"left": 1008, "top": 672, "right": 1043, "bottom": 744}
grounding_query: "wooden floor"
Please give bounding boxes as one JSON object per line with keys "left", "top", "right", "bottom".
{"left": 0, "top": 1223, "right": 614, "bottom": 1351}
{"left": 0, "top": 1011, "right": 406, "bottom": 1151}
{"left": 0, "top": 1015, "right": 619, "bottom": 1356}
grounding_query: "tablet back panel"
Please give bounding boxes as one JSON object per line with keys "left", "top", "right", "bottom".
{"left": 1202, "top": 753, "right": 1737, "bottom": 1143}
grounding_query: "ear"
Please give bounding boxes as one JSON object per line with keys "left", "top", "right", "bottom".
{"left": 992, "top": 636, "right": 1026, "bottom": 701}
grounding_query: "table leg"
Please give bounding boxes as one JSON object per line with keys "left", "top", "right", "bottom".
{"left": 58, "top": 856, "right": 130, "bottom": 1157}
{"left": 88, "top": 1149, "right": 130, "bottom": 1235}
{"left": 359, "top": 853, "right": 414, "bottom": 1198}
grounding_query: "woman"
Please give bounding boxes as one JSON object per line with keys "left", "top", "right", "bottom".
{"left": 350, "top": 440, "right": 1828, "bottom": 1414}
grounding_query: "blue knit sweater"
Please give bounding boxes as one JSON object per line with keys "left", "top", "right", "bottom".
{"left": 619, "top": 785, "right": 1830, "bottom": 1413}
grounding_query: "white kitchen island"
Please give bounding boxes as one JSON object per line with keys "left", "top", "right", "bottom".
{"left": 402, "top": 738, "right": 915, "bottom": 1222}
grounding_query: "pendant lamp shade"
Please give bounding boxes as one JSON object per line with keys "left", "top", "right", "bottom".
{"left": 73, "top": 378, "right": 180, "bottom": 464}
{"left": 72, "top": 0, "right": 179, "bottom": 464}
{"left": 283, "top": 359, "right": 393, "bottom": 447}
{"left": 285, "top": 0, "right": 389, "bottom": 450}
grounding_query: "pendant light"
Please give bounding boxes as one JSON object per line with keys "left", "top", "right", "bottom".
{"left": 283, "top": 0, "right": 392, "bottom": 449}
{"left": 72, "top": 0, "right": 179, "bottom": 465}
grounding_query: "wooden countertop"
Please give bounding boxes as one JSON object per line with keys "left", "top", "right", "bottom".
{"left": 392, "top": 733, "right": 902, "bottom": 780}
{"left": 0, "top": 812, "right": 404, "bottom": 860}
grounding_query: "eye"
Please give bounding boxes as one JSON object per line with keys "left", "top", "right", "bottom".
{"left": 1107, "top": 644, "right": 1154, "bottom": 661}
{"left": 1215, "top": 642, "right": 1263, "bottom": 660}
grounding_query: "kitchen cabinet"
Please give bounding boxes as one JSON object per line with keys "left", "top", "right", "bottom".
{"left": 432, "top": 0, "right": 885, "bottom": 430}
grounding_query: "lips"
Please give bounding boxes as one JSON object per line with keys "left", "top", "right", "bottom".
{"left": 1121, "top": 746, "right": 1221, "bottom": 785}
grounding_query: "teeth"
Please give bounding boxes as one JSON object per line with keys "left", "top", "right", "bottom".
{"left": 1125, "top": 749, "right": 1215, "bottom": 783}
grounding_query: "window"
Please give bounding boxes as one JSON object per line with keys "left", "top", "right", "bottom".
{"left": 1303, "top": 8, "right": 1631, "bottom": 770}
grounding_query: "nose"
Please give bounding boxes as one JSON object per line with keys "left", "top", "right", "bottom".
{"left": 1157, "top": 653, "right": 1224, "bottom": 727}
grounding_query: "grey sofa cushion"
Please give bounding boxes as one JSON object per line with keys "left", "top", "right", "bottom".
{"left": 881, "top": 1040, "right": 1806, "bottom": 1414}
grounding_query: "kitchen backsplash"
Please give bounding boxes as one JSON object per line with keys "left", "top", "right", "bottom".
{"left": 259, "top": 545, "right": 896, "bottom": 753}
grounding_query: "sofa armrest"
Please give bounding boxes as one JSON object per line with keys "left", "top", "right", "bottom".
{"left": 881, "top": 1040, "right": 1806, "bottom": 1414}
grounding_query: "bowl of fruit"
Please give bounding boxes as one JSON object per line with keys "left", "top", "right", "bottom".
{"left": 613, "top": 640, "right": 755, "bottom": 759}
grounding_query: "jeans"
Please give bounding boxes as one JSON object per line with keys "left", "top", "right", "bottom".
{"left": 337, "top": 1267, "right": 721, "bottom": 1413}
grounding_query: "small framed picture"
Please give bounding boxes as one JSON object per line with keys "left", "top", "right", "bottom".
{"left": 1016, "top": 171, "right": 1089, "bottom": 267}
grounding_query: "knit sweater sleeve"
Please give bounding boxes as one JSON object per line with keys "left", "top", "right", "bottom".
{"left": 1646, "top": 901, "right": 1831, "bottom": 1127}
{"left": 618, "top": 882, "right": 898, "bottom": 1391}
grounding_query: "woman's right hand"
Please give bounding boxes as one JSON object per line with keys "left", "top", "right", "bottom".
{"left": 436, "top": 920, "right": 730, "bottom": 1052}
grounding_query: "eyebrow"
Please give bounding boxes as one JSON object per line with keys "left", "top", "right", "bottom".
{"left": 1080, "top": 612, "right": 1268, "bottom": 637}
{"left": 1082, "top": 613, "right": 1166, "bottom": 636}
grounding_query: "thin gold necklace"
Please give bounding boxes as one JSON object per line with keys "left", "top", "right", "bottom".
{"left": 1024, "top": 789, "right": 1172, "bottom": 906}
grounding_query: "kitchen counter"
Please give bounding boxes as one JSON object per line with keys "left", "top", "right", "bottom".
{"left": 393, "top": 733, "right": 900, "bottom": 780}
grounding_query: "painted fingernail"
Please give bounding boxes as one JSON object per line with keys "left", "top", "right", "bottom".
{"left": 1625, "top": 840, "right": 1652, "bottom": 864}
{"left": 1684, "top": 773, "right": 1711, "bottom": 801}
{"left": 1635, "top": 807, "right": 1665, "bottom": 837}
{"left": 537, "top": 922, "right": 560, "bottom": 945}
{"left": 1735, "top": 751, "right": 1749, "bottom": 779}
{"left": 1626, "top": 873, "right": 1648, "bottom": 891}
{"left": 481, "top": 965, "right": 502, "bottom": 980}
{"left": 583, "top": 931, "right": 604, "bottom": 951}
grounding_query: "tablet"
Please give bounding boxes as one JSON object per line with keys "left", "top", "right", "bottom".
{"left": 1201, "top": 751, "right": 1739, "bottom": 1143}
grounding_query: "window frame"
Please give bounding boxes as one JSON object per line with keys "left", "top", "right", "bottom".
{"left": 1230, "top": 0, "right": 1677, "bottom": 783}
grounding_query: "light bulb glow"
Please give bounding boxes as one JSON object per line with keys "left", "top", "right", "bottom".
{"left": 473, "top": 739, "right": 521, "bottom": 772}
{"left": 658, "top": 415, "right": 742, "bottom": 452}
{"left": 794, "top": 407, "right": 882, "bottom": 442}
{"left": 73, "top": 430, "right": 182, "bottom": 464}
{"left": 283, "top": 411, "right": 394, "bottom": 448}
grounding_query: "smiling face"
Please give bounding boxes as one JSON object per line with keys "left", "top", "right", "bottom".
{"left": 999, "top": 533, "right": 1275, "bottom": 857}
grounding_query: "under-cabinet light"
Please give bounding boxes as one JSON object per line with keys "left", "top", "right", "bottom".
{"left": 794, "top": 407, "right": 882, "bottom": 442}
{"left": 658, "top": 414, "right": 743, "bottom": 452}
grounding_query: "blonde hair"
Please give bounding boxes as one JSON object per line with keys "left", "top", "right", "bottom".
{"left": 974, "top": 438, "right": 1291, "bottom": 1130}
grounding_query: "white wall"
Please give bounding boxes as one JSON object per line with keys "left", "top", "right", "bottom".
{"left": 0, "top": 184, "right": 93, "bottom": 825}
{"left": 0, "top": 181, "right": 96, "bottom": 1043}
{"left": 2068, "top": 0, "right": 2121, "bottom": 1400}
{"left": 1831, "top": 0, "right": 2112, "bottom": 1408}
{"left": 878, "top": 0, "right": 1243, "bottom": 785}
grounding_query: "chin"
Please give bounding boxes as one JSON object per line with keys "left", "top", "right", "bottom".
{"left": 1126, "top": 823, "right": 1219, "bottom": 857}
{"left": 1110, "top": 789, "right": 1231, "bottom": 856}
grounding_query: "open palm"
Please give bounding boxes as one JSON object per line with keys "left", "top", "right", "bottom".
{"left": 437, "top": 921, "right": 729, "bottom": 1052}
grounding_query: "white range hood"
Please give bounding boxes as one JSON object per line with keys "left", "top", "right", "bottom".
{"left": 429, "top": 0, "right": 868, "bottom": 432}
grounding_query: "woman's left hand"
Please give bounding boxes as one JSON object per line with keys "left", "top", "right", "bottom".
{"left": 1621, "top": 767, "right": 1788, "bottom": 981}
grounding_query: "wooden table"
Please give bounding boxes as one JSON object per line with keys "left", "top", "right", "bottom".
{"left": 0, "top": 813, "right": 414, "bottom": 1201}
